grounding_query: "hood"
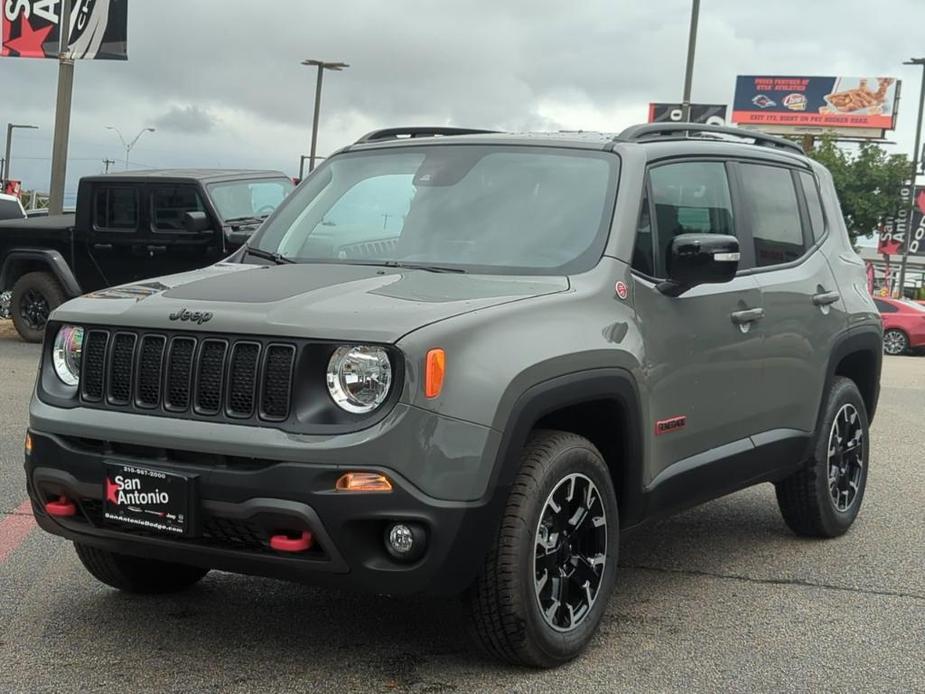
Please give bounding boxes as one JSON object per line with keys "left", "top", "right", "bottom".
{"left": 53, "top": 262, "right": 570, "bottom": 343}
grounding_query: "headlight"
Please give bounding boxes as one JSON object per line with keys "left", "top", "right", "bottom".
{"left": 52, "top": 325, "right": 84, "bottom": 386}
{"left": 326, "top": 345, "right": 392, "bottom": 414}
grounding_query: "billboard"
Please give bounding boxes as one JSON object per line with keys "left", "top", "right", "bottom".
{"left": 879, "top": 186, "right": 925, "bottom": 257}
{"left": 648, "top": 103, "right": 727, "bottom": 125}
{"left": 2, "top": 0, "right": 127, "bottom": 60}
{"left": 732, "top": 76, "right": 899, "bottom": 136}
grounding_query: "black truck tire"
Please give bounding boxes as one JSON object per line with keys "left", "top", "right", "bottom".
{"left": 466, "top": 430, "right": 619, "bottom": 668}
{"left": 11, "top": 271, "right": 66, "bottom": 343}
{"left": 74, "top": 542, "right": 209, "bottom": 594}
{"left": 775, "top": 377, "right": 869, "bottom": 538}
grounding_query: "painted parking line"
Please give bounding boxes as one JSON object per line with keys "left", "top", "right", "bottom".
{"left": 0, "top": 500, "right": 36, "bottom": 564}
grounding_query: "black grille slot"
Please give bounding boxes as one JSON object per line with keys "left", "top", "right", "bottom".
{"left": 80, "top": 331, "right": 109, "bottom": 401}
{"left": 195, "top": 339, "right": 228, "bottom": 415}
{"left": 165, "top": 337, "right": 196, "bottom": 411}
{"left": 136, "top": 335, "right": 166, "bottom": 407}
{"left": 227, "top": 342, "right": 260, "bottom": 418}
{"left": 107, "top": 333, "right": 137, "bottom": 404}
{"left": 260, "top": 344, "right": 295, "bottom": 420}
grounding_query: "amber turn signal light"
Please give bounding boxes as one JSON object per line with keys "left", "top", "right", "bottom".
{"left": 335, "top": 472, "right": 393, "bottom": 493}
{"left": 425, "top": 348, "right": 445, "bottom": 399}
{"left": 24, "top": 432, "right": 32, "bottom": 457}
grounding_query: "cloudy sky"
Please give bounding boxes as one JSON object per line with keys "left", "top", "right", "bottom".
{"left": 2, "top": 0, "right": 924, "bottom": 203}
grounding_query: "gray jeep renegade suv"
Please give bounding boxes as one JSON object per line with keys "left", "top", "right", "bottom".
{"left": 25, "top": 123, "right": 882, "bottom": 667}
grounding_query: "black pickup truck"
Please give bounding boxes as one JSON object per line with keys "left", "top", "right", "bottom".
{"left": 0, "top": 169, "right": 292, "bottom": 341}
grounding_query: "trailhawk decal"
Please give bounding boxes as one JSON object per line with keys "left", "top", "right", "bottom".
{"left": 655, "top": 415, "right": 687, "bottom": 436}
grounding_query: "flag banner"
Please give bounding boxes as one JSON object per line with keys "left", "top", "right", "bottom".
{"left": 2, "top": 0, "right": 127, "bottom": 60}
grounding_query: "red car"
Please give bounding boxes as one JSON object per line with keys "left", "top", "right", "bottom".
{"left": 873, "top": 297, "right": 925, "bottom": 355}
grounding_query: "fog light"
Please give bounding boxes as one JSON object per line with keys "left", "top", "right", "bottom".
{"left": 385, "top": 522, "right": 427, "bottom": 561}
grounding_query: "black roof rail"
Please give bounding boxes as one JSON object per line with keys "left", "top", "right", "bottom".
{"left": 617, "top": 122, "right": 804, "bottom": 155}
{"left": 354, "top": 126, "right": 500, "bottom": 144}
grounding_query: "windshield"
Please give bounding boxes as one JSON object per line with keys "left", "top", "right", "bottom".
{"left": 208, "top": 178, "right": 293, "bottom": 221}
{"left": 250, "top": 145, "right": 619, "bottom": 274}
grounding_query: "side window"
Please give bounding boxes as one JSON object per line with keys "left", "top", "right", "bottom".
{"left": 648, "top": 161, "right": 735, "bottom": 277}
{"left": 799, "top": 172, "right": 826, "bottom": 242}
{"left": 631, "top": 190, "right": 655, "bottom": 276}
{"left": 873, "top": 299, "right": 897, "bottom": 313}
{"left": 739, "top": 164, "right": 806, "bottom": 267}
{"left": 94, "top": 187, "right": 138, "bottom": 230}
{"left": 152, "top": 187, "right": 206, "bottom": 231}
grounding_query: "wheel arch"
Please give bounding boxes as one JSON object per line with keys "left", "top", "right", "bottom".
{"left": 822, "top": 328, "right": 882, "bottom": 426}
{"left": 487, "top": 368, "right": 646, "bottom": 528}
{"left": 0, "top": 249, "right": 82, "bottom": 297}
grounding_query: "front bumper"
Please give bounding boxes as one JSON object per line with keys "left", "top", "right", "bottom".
{"left": 25, "top": 431, "right": 504, "bottom": 596}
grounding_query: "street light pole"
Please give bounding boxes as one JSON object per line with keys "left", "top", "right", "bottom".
{"left": 680, "top": 0, "right": 701, "bottom": 122}
{"left": 48, "top": 0, "right": 74, "bottom": 215}
{"left": 897, "top": 58, "right": 925, "bottom": 298}
{"left": 106, "top": 126, "right": 156, "bottom": 169}
{"left": 301, "top": 59, "right": 349, "bottom": 172}
{"left": 3, "top": 123, "right": 39, "bottom": 183}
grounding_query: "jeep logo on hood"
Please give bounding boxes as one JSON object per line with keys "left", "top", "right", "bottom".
{"left": 169, "top": 308, "right": 213, "bottom": 325}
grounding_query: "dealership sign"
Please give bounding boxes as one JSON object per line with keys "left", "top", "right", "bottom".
{"left": 1, "top": 0, "right": 127, "bottom": 60}
{"left": 879, "top": 186, "right": 925, "bottom": 258}
{"left": 732, "top": 76, "right": 899, "bottom": 134}
{"left": 648, "top": 103, "right": 727, "bottom": 125}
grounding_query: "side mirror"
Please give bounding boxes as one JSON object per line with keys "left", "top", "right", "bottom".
{"left": 183, "top": 210, "right": 212, "bottom": 234}
{"left": 658, "top": 233, "right": 740, "bottom": 297}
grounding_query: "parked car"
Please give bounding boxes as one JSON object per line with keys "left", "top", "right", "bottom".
{"left": 0, "top": 169, "right": 293, "bottom": 341}
{"left": 0, "top": 192, "right": 26, "bottom": 221}
{"left": 873, "top": 296, "right": 925, "bottom": 354}
{"left": 25, "top": 124, "right": 881, "bottom": 667}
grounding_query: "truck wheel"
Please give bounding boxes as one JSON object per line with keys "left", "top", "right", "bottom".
{"left": 11, "top": 271, "right": 65, "bottom": 343}
{"left": 74, "top": 543, "right": 209, "bottom": 594}
{"left": 466, "top": 430, "right": 618, "bottom": 667}
{"left": 775, "top": 377, "right": 869, "bottom": 538}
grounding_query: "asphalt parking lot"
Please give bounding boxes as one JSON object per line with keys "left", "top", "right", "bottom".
{"left": 1, "top": 322, "right": 923, "bottom": 693}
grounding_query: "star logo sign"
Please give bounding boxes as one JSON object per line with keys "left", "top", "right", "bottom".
{"left": 105, "top": 477, "right": 120, "bottom": 505}
{"left": 2, "top": 17, "right": 55, "bottom": 58}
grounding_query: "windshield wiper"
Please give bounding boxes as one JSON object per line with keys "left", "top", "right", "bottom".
{"left": 339, "top": 260, "right": 467, "bottom": 274}
{"left": 244, "top": 246, "right": 295, "bottom": 265}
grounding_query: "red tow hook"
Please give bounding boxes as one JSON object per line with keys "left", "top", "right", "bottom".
{"left": 45, "top": 496, "right": 77, "bottom": 517}
{"left": 269, "top": 530, "right": 313, "bottom": 553}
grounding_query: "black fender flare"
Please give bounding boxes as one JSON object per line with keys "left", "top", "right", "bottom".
{"left": 818, "top": 326, "right": 883, "bottom": 428}
{"left": 0, "top": 249, "right": 82, "bottom": 297}
{"left": 484, "top": 367, "right": 646, "bottom": 526}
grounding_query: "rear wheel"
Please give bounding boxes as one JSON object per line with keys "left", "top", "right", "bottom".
{"left": 11, "top": 271, "right": 65, "bottom": 343}
{"left": 466, "top": 430, "right": 618, "bottom": 667}
{"left": 775, "top": 377, "right": 869, "bottom": 538}
{"left": 74, "top": 543, "right": 209, "bottom": 594}
{"left": 883, "top": 329, "right": 908, "bottom": 355}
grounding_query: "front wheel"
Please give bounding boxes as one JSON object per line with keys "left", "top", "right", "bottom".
{"left": 466, "top": 431, "right": 618, "bottom": 668}
{"left": 10, "top": 271, "right": 65, "bottom": 343}
{"left": 775, "top": 377, "right": 869, "bottom": 538}
{"left": 883, "top": 329, "right": 908, "bottom": 355}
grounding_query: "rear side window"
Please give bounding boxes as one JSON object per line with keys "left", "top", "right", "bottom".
{"left": 152, "top": 187, "right": 206, "bottom": 231}
{"left": 94, "top": 187, "right": 138, "bottom": 230}
{"left": 739, "top": 164, "right": 805, "bottom": 267}
{"left": 873, "top": 299, "right": 897, "bottom": 313}
{"left": 799, "top": 172, "right": 826, "bottom": 241}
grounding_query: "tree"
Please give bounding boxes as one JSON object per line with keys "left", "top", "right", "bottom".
{"left": 807, "top": 135, "right": 910, "bottom": 244}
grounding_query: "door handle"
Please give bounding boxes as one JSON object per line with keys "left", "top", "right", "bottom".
{"left": 730, "top": 308, "right": 765, "bottom": 325}
{"left": 812, "top": 291, "right": 840, "bottom": 306}
{"left": 146, "top": 245, "right": 168, "bottom": 256}
{"left": 91, "top": 243, "right": 113, "bottom": 251}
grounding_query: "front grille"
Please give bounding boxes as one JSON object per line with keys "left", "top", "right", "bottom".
{"left": 79, "top": 328, "right": 296, "bottom": 425}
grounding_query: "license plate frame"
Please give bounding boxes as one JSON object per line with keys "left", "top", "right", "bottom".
{"left": 102, "top": 462, "right": 196, "bottom": 537}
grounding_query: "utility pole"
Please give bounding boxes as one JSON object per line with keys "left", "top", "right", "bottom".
{"left": 301, "top": 59, "right": 349, "bottom": 172}
{"left": 680, "top": 0, "right": 701, "bottom": 122}
{"left": 102, "top": 159, "right": 116, "bottom": 174}
{"left": 4, "top": 123, "right": 39, "bottom": 183}
{"left": 48, "top": 0, "right": 74, "bottom": 215}
{"left": 897, "top": 57, "right": 925, "bottom": 298}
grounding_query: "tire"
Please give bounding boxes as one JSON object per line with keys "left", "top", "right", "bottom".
{"left": 775, "top": 377, "right": 869, "bottom": 538}
{"left": 466, "top": 430, "right": 619, "bottom": 668}
{"left": 74, "top": 542, "right": 209, "bottom": 594}
{"left": 883, "top": 328, "right": 908, "bottom": 356}
{"left": 10, "top": 271, "right": 66, "bottom": 343}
